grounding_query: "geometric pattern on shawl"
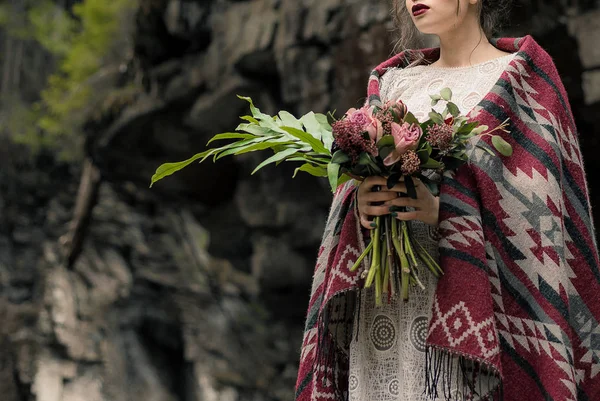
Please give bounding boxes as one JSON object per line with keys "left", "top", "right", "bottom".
{"left": 295, "top": 182, "right": 363, "bottom": 401}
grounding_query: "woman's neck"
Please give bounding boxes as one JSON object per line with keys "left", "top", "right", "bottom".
{"left": 431, "top": 25, "right": 508, "bottom": 68}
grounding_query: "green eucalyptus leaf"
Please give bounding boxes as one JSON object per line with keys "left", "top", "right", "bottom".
{"left": 491, "top": 135, "right": 513, "bottom": 157}
{"left": 456, "top": 121, "right": 479, "bottom": 134}
{"left": 447, "top": 102, "right": 460, "bottom": 117}
{"left": 440, "top": 88, "right": 452, "bottom": 101}
{"left": 251, "top": 147, "right": 299, "bottom": 175}
{"left": 328, "top": 162, "right": 341, "bottom": 193}
{"left": 431, "top": 99, "right": 439, "bottom": 107}
{"left": 429, "top": 94, "right": 442, "bottom": 101}
{"left": 428, "top": 111, "right": 444, "bottom": 125}
{"left": 470, "top": 125, "right": 488, "bottom": 135}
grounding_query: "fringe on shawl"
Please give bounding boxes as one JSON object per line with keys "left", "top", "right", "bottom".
{"left": 314, "top": 290, "right": 359, "bottom": 401}
{"left": 425, "top": 346, "right": 504, "bottom": 401}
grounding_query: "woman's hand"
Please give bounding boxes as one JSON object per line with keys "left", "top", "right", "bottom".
{"left": 385, "top": 177, "right": 439, "bottom": 226}
{"left": 357, "top": 176, "right": 402, "bottom": 230}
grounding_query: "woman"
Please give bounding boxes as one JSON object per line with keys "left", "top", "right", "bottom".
{"left": 295, "top": 0, "right": 600, "bottom": 400}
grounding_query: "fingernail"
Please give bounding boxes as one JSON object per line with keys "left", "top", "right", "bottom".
{"left": 370, "top": 222, "right": 377, "bottom": 228}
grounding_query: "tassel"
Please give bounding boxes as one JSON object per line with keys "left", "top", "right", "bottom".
{"left": 425, "top": 347, "right": 503, "bottom": 401}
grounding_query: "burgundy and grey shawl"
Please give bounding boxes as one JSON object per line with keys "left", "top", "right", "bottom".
{"left": 295, "top": 35, "right": 600, "bottom": 401}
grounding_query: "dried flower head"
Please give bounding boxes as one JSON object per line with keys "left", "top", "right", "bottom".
{"left": 332, "top": 119, "right": 378, "bottom": 161}
{"left": 427, "top": 123, "right": 454, "bottom": 150}
{"left": 400, "top": 150, "right": 421, "bottom": 175}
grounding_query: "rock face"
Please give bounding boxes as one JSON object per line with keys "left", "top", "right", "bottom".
{"left": 0, "top": 1, "right": 599, "bottom": 401}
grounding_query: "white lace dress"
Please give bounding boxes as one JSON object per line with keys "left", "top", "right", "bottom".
{"left": 348, "top": 53, "right": 517, "bottom": 401}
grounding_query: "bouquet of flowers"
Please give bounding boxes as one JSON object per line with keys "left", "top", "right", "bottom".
{"left": 150, "top": 89, "right": 512, "bottom": 303}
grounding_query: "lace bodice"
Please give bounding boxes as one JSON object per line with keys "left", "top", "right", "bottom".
{"left": 380, "top": 52, "right": 516, "bottom": 122}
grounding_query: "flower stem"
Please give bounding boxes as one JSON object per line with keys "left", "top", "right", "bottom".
{"left": 381, "top": 232, "right": 389, "bottom": 296}
{"left": 391, "top": 218, "right": 410, "bottom": 301}
{"left": 350, "top": 239, "right": 374, "bottom": 272}
{"left": 416, "top": 241, "right": 443, "bottom": 276}
{"left": 385, "top": 217, "right": 397, "bottom": 297}
{"left": 365, "top": 217, "right": 381, "bottom": 288}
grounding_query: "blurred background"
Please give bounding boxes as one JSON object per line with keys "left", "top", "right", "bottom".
{"left": 0, "top": 0, "right": 598, "bottom": 400}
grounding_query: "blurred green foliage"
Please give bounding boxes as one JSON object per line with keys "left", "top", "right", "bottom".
{"left": 0, "top": 0, "right": 138, "bottom": 161}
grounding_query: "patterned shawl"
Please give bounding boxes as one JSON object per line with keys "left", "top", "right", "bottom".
{"left": 295, "top": 35, "right": 600, "bottom": 401}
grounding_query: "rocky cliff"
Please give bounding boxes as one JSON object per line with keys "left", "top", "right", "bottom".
{"left": 0, "top": 1, "right": 599, "bottom": 401}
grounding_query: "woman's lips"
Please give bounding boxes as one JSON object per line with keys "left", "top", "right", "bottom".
{"left": 412, "top": 5, "right": 430, "bottom": 16}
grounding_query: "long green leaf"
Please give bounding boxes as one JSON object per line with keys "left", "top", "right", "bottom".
{"left": 237, "top": 95, "right": 272, "bottom": 122}
{"left": 235, "top": 123, "right": 272, "bottom": 136}
{"left": 281, "top": 126, "right": 329, "bottom": 155}
{"left": 233, "top": 140, "right": 296, "bottom": 156}
{"left": 293, "top": 163, "right": 328, "bottom": 178}
{"left": 150, "top": 149, "right": 215, "bottom": 187}
{"left": 327, "top": 162, "right": 341, "bottom": 193}
{"left": 216, "top": 138, "right": 281, "bottom": 160}
{"left": 213, "top": 137, "right": 265, "bottom": 160}
{"left": 207, "top": 133, "right": 255, "bottom": 145}
{"left": 278, "top": 110, "right": 303, "bottom": 130}
{"left": 300, "top": 112, "right": 324, "bottom": 141}
{"left": 251, "top": 147, "right": 299, "bottom": 175}
{"left": 239, "top": 115, "right": 259, "bottom": 124}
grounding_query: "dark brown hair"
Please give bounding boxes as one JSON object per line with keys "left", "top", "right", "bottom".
{"left": 391, "top": 0, "right": 513, "bottom": 52}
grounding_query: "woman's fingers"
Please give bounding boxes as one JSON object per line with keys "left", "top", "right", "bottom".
{"left": 362, "top": 204, "right": 393, "bottom": 217}
{"left": 362, "top": 191, "right": 399, "bottom": 203}
{"left": 385, "top": 196, "right": 420, "bottom": 209}
{"left": 393, "top": 209, "right": 422, "bottom": 221}
{"left": 359, "top": 214, "right": 373, "bottom": 230}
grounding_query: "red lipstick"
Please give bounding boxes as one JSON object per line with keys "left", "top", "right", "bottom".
{"left": 412, "top": 3, "right": 430, "bottom": 16}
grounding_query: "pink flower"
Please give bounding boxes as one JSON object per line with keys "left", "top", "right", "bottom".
{"left": 383, "top": 122, "right": 422, "bottom": 166}
{"left": 383, "top": 99, "right": 408, "bottom": 121}
{"left": 346, "top": 107, "right": 383, "bottom": 142}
